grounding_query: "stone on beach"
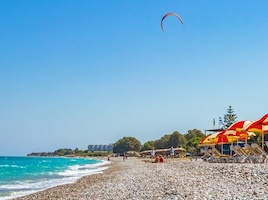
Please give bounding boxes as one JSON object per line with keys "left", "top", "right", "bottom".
{"left": 15, "top": 157, "right": 268, "bottom": 200}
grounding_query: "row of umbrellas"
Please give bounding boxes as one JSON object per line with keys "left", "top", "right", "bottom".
{"left": 200, "top": 114, "right": 268, "bottom": 148}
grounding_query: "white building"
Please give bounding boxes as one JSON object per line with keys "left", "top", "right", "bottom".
{"left": 88, "top": 143, "right": 114, "bottom": 152}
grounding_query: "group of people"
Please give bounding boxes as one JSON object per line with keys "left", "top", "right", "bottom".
{"left": 152, "top": 154, "right": 165, "bottom": 163}
{"left": 150, "top": 147, "right": 175, "bottom": 163}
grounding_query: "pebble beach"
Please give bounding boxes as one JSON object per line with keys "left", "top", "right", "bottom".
{"left": 15, "top": 157, "right": 268, "bottom": 200}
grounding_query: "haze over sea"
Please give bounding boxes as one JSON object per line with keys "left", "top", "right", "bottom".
{"left": 0, "top": 156, "right": 109, "bottom": 200}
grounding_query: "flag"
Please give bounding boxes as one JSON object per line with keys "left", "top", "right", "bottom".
{"left": 219, "top": 117, "right": 224, "bottom": 126}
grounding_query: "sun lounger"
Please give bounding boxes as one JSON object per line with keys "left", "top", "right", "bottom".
{"left": 230, "top": 145, "right": 242, "bottom": 156}
{"left": 244, "top": 144, "right": 259, "bottom": 156}
{"left": 201, "top": 149, "right": 213, "bottom": 162}
{"left": 229, "top": 145, "right": 247, "bottom": 163}
{"left": 227, "top": 144, "right": 265, "bottom": 163}
{"left": 207, "top": 147, "right": 232, "bottom": 163}
{"left": 202, "top": 144, "right": 268, "bottom": 163}
{"left": 251, "top": 143, "right": 268, "bottom": 163}
{"left": 236, "top": 144, "right": 262, "bottom": 163}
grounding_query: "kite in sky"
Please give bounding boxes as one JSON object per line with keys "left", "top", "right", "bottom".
{"left": 161, "top": 12, "right": 183, "bottom": 32}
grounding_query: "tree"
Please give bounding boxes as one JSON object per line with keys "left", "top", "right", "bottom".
{"left": 154, "top": 134, "right": 170, "bottom": 149}
{"left": 169, "top": 131, "right": 186, "bottom": 148}
{"left": 185, "top": 129, "right": 205, "bottom": 151}
{"left": 223, "top": 105, "right": 237, "bottom": 128}
{"left": 141, "top": 141, "right": 155, "bottom": 151}
{"left": 152, "top": 132, "right": 187, "bottom": 149}
{"left": 247, "top": 132, "right": 262, "bottom": 146}
{"left": 53, "top": 148, "right": 74, "bottom": 156}
{"left": 186, "top": 137, "right": 202, "bottom": 148}
{"left": 113, "top": 136, "right": 141, "bottom": 153}
{"left": 185, "top": 129, "right": 205, "bottom": 141}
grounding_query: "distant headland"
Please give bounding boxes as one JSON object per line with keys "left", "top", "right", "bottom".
{"left": 27, "top": 148, "right": 111, "bottom": 157}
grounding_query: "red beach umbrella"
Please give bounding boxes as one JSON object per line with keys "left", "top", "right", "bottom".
{"left": 227, "top": 120, "right": 252, "bottom": 131}
{"left": 242, "top": 114, "right": 268, "bottom": 133}
{"left": 241, "top": 114, "right": 268, "bottom": 148}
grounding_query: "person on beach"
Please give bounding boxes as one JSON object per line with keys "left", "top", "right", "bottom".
{"left": 151, "top": 149, "right": 155, "bottom": 158}
{"left": 159, "top": 155, "right": 165, "bottom": 163}
{"left": 169, "top": 147, "right": 174, "bottom": 158}
{"left": 123, "top": 153, "right": 126, "bottom": 161}
{"left": 152, "top": 155, "right": 165, "bottom": 163}
{"left": 152, "top": 155, "right": 160, "bottom": 163}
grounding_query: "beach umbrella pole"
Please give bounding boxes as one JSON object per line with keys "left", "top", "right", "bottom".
{"left": 262, "top": 132, "right": 264, "bottom": 149}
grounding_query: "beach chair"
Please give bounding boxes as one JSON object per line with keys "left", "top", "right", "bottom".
{"left": 229, "top": 145, "right": 247, "bottom": 163}
{"left": 209, "top": 147, "right": 232, "bottom": 163}
{"left": 234, "top": 145, "right": 262, "bottom": 163}
{"left": 244, "top": 144, "right": 258, "bottom": 156}
{"left": 266, "top": 141, "right": 268, "bottom": 147}
{"left": 201, "top": 149, "right": 213, "bottom": 162}
{"left": 230, "top": 145, "right": 242, "bottom": 156}
{"left": 251, "top": 143, "right": 268, "bottom": 163}
{"left": 246, "top": 144, "right": 258, "bottom": 162}
{"left": 202, "top": 149, "right": 219, "bottom": 162}
{"left": 236, "top": 144, "right": 260, "bottom": 163}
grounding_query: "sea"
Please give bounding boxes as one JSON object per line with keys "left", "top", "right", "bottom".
{"left": 0, "top": 156, "right": 109, "bottom": 200}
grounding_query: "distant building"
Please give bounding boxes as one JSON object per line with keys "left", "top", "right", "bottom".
{"left": 102, "top": 145, "right": 107, "bottom": 151}
{"left": 88, "top": 143, "right": 114, "bottom": 152}
{"left": 88, "top": 145, "right": 94, "bottom": 151}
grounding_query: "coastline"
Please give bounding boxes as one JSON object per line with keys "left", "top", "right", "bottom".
{"left": 14, "top": 157, "right": 120, "bottom": 200}
{"left": 14, "top": 157, "right": 268, "bottom": 200}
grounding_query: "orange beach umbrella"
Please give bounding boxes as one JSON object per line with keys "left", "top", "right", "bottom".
{"left": 223, "top": 129, "right": 255, "bottom": 141}
{"left": 200, "top": 131, "right": 238, "bottom": 145}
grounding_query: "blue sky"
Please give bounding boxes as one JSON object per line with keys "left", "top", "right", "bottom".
{"left": 1, "top": 0, "right": 268, "bottom": 156}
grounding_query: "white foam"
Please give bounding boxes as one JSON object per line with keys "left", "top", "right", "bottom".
{"left": 57, "top": 160, "right": 109, "bottom": 178}
{"left": 0, "top": 165, "right": 24, "bottom": 168}
{"left": 0, "top": 159, "right": 110, "bottom": 200}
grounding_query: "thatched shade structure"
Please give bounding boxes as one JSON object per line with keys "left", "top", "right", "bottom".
{"left": 140, "top": 147, "right": 186, "bottom": 158}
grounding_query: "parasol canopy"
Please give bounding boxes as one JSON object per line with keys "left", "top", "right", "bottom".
{"left": 227, "top": 120, "right": 252, "bottom": 131}
{"left": 222, "top": 129, "right": 255, "bottom": 140}
{"left": 240, "top": 114, "right": 268, "bottom": 133}
{"left": 240, "top": 114, "right": 268, "bottom": 149}
{"left": 200, "top": 131, "right": 238, "bottom": 145}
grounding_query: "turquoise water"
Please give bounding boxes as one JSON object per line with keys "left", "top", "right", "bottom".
{"left": 0, "top": 156, "right": 109, "bottom": 199}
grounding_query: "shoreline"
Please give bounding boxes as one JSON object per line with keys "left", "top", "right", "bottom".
{"left": 14, "top": 157, "right": 122, "bottom": 200}
{"left": 14, "top": 157, "right": 268, "bottom": 199}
